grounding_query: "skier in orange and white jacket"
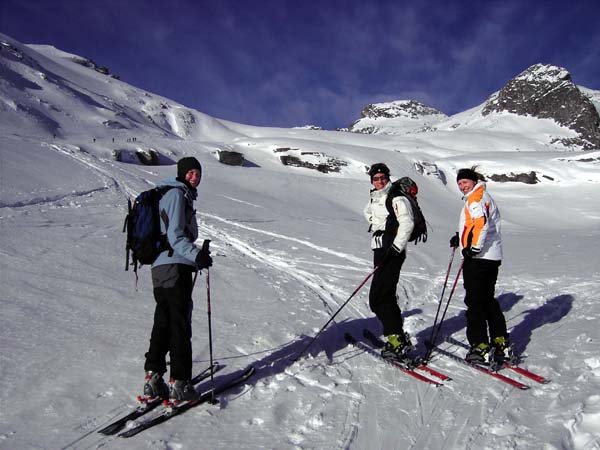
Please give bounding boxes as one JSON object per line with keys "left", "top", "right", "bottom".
{"left": 450, "top": 167, "right": 510, "bottom": 365}
{"left": 458, "top": 179, "right": 502, "bottom": 262}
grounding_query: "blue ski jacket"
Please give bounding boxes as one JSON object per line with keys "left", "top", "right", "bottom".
{"left": 151, "top": 177, "right": 200, "bottom": 268}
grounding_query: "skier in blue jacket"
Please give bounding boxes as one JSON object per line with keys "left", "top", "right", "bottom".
{"left": 142, "top": 157, "right": 213, "bottom": 403}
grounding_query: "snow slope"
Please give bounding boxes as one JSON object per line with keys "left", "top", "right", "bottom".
{"left": 1, "top": 33, "right": 600, "bottom": 450}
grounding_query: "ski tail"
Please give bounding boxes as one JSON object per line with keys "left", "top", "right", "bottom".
{"left": 345, "top": 332, "right": 445, "bottom": 386}
{"left": 362, "top": 328, "right": 451, "bottom": 381}
{"left": 445, "top": 336, "right": 550, "bottom": 384}
{"left": 435, "top": 346, "right": 530, "bottom": 390}
{"left": 98, "top": 362, "right": 224, "bottom": 436}
{"left": 118, "top": 365, "right": 255, "bottom": 438}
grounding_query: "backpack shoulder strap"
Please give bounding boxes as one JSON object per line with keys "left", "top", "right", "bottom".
{"left": 385, "top": 184, "right": 406, "bottom": 216}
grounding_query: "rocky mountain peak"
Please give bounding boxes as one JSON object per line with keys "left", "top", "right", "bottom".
{"left": 482, "top": 64, "right": 600, "bottom": 149}
{"left": 360, "top": 100, "right": 446, "bottom": 120}
{"left": 348, "top": 100, "right": 447, "bottom": 135}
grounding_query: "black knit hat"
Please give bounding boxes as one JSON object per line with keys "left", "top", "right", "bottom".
{"left": 368, "top": 163, "right": 390, "bottom": 178}
{"left": 177, "top": 157, "right": 202, "bottom": 179}
{"left": 456, "top": 168, "right": 479, "bottom": 183}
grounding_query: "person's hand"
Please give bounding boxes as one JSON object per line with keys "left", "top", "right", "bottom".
{"left": 461, "top": 246, "right": 481, "bottom": 259}
{"left": 449, "top": 233, "right": 459, "bottom": 248}
{"left": 195, "top": 248, "right": 213, "bottom": 270}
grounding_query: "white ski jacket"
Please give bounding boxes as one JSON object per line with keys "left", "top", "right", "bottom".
{"left": 458, "top": 181, "right": 502, "bottom": 261}
{"left": 364, "top": 181, "right": 414, "bottom": 252}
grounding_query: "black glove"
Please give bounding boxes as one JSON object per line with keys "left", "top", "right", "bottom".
{"left": 461, "top": 246, "right": 481, "bottom": 259}
{"left": 449, "top": 233, "right": 459, "bottom": 248}
{"left": 195, "top": 248, "right": 213, "bottom": 270}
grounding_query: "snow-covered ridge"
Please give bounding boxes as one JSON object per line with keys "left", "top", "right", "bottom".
{"left": 349, "top": 100, "right": 447, "bottom": 135}
{"left": 360, "top": 100, "right": 446, "bottom": 120}
{"left": 0, "top": 32, "right": 242, "bottom": 145}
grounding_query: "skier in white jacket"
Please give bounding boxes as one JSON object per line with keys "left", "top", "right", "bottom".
{"left": 363, "top": 163, "right": 414, "bottom": 361}
{"left": 450, "top": 166, "right": 509, "bottom": 365}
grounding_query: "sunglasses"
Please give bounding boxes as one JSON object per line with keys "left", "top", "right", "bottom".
{"left": 372, "top": 175, "right": 388, "bottom": 182}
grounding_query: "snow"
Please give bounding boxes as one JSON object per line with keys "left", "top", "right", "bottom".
{"left": 1, "top": 32, "right": 600, "bottom": 450}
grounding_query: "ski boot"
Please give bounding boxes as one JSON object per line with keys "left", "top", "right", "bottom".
{"left": 381, "top": 332, "right": 414, "bottom": 363}
{"left": 490, "top": 336, "right": 515, "bottom": 366}
{"left": 465, "top": 342, "right": 490, "bottom": 364}
{"left": 167, "top": 379, "right": 200, "bottom": 405}
{"left": 139, "top": 371, "right": 169, "bottom": 403}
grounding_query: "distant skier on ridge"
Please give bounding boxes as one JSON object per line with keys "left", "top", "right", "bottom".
{"left": 450, "top": 166, "right": 511, "bottom": 364}
{"left": 363, "top": 163, "right": 416, "bottom": 361}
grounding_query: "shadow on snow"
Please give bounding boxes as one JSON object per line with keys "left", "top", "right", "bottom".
{"left": 190, "top": 294, "right": 572, "bottom": 398}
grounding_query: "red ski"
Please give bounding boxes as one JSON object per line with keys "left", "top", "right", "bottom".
{"left": 344, "top": 333, "right": 448, "bottom": 387}
{"left": 445, "top": 336, "right": 550, "bottom": 384}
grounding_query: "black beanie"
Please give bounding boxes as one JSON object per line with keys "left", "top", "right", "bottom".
{"left": 456, "top": 168, "right": 479, "bottom": 183}
{"left": 177, "top": 157, "right": 202, "bottom": 179}
{"left": 368, "top": 163, "right": 390, "bottom": 178}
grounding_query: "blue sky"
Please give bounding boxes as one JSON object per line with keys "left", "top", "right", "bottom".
{"left": 2, "top": 0, "right": 599, "bottom": 129}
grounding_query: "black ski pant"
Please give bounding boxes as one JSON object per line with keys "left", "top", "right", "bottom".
{"left": 369, "top": 248, "right": 406, "bottom": 337}
{"left": 462, "top": 258, "right": 508, "bottom": 346}
{"left": 145, "top": 264, "right": 195, "bottom": 380}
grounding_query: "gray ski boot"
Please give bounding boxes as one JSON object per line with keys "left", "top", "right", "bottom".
{"left": 141, "top": 371, "right": 169, "bottom": 401}
{"left": 168, "top": 379, "right": 200, "bottom": 403}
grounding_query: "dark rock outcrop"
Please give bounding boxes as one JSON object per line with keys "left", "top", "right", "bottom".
{"left": 482, "top": 64, "right": 600, "bottom": 149}
{"left": 112, "top": 149, "right": 166, "bottom": 165}
{"left": 276, "top": 149, "right": 347, "bottom": 173}
{"left": 488, "top": 171, "right": 539, "bottom": 184}
{"left": 217, "top": 150, "right": 244, "bottom": 166}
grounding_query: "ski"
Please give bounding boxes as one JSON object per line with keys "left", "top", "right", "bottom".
{"left": 362, "top": 329, "right": 451, "bottom": 381}
{"left": 434, "top": 346, "right": 530, "bottom": 390}
{"left": 98, "top": 363, "right": 224, "bottom": 436}
{"left": 344, "top": 333, "right": 445, "bottom": 386}
{"left": 118, "top": 365, "right": 255, "bottom": 438}
{"left": 445, "top": 336, "right": 550, "bottom": 384}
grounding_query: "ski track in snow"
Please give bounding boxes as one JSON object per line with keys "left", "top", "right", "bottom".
{"left": 200, "top": 211, "right": 369, "bottom": 267}
{"left": 193, "top": 208, "right": 536, "bottom": 450}
{"left": 195, "top": 208, "right": 600, "bottom": 450}
{"left": 197, "top": 212, "right": 377, "bottom": 321}
{"left": 194, "top": 210, "right": 456, "bottom": 449}
{"left": 193, "top": 212, "right": 376, "bottom": 447}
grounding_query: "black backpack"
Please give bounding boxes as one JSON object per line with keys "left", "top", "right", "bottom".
{"left": 123, "top": 186, "right": 180, "bottom": 274}
{"left": 385, "top": 177, "right": 428, "bottom": 244}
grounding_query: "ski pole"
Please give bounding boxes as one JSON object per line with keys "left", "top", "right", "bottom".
{"left": 425, "top": 260, "right": 464, "bottom": 361}
{"left": 201, "top": 239, "right": 217, "bottom": 404}
{"left": 293, "top": 264, "right": 381, "bottom": 363}
{"left": 205, "top": 267, "right": 217, "bottom": 404}
{"left": 424, "top": 247, "right": 456, "bottom": 350}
